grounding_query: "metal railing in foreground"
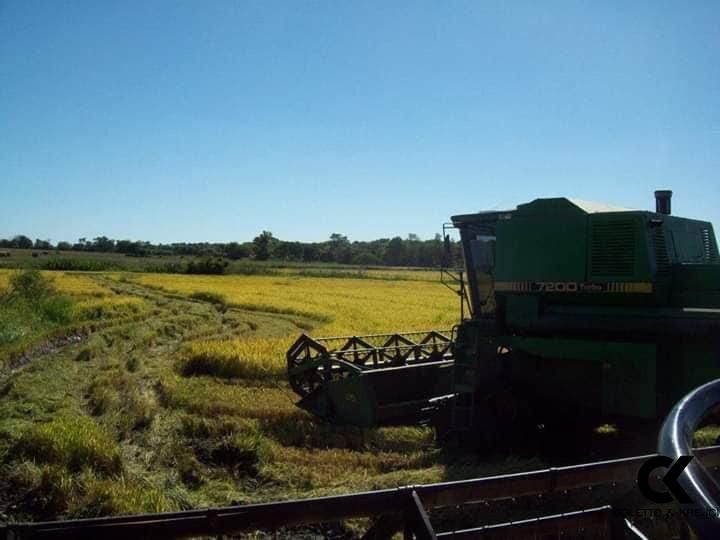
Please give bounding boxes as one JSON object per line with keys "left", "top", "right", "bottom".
{"left": 4, "top": 445, "right": 720, "bottom": 540}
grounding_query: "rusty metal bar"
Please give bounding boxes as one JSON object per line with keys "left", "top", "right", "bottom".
{"left": 436, "top": 505, "right": 613, "bottom": 539}
{"left": 6, "top": 446, "right": 720, "bottom": 539}
{"left": 403, "top": 491, "right": 436, "bottom": 540}
{"left": 417, "top": 445, "right": 720, "bottom": 508}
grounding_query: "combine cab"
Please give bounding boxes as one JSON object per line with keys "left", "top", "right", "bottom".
{"left": 287, "top": 190, "right": 720, "bottom": 442}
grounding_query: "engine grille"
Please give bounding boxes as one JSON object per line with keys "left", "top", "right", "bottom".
{"left": 590, "top": 219, "right": 636, "bottom": 277}
{"left": 652, "top": 227, "right": 670, "bottom": 276}
{"left": 701, "top": 227, "right": 719, "bottom": 262}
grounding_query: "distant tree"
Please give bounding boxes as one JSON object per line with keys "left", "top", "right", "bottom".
{"left": 12, "top": 235, "right": 33, "bottom": 249}
{"left": 92, "top": 236, "right": 115, "bottom": 252}
{"left": 352, "top": 251, "right": 382, "bottom": 266}
{"left": 329, "top": 233, "right": 348, "bottom": 243}
{"left": 73, "top": 237, "right": 90, "bottom": 251}
{"left": 384, "top": 236, "right": 407, "bottom": 266}
{"left": 329, "top": 233, "right": 352, "bottom": 264}
{"left": 1, "top": 229, "right": 457, "bottom": 268}
{"left": 274, "top": 240, "right": 303, "bottom": 261}
{"left": 224, "top": 242, "right": 250, "bottom": 260}
{"left": 34, "top": 238, "right": 53, "bottom": 250}
{"left": 302, "top": 244, "right": 320, "bottom": 262}
{"left": 252, "top": 231, "right": 274, "bottom": 261}
{"left": 115, "top": 239, "right": 134, "bottom": 254}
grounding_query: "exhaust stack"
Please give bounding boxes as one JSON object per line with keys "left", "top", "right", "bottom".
{"left": 655, "top": 190, "right": 673, "bottom": 215}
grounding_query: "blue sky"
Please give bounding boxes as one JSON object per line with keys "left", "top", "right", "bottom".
{"left": 1, "top": 1, "right": 718, "bottom": 243}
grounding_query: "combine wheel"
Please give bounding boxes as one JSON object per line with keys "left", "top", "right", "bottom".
{"left": 474, "top": 382, "right": 535, "bottom": 453}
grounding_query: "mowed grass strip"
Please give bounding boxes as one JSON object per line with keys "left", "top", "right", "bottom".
{"left": 158, "top": 376, "right": 297, "bottom": 419}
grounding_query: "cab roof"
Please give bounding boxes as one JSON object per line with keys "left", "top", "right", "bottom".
{"left": 451, "top": 197, "right": 634, "bottom": 225}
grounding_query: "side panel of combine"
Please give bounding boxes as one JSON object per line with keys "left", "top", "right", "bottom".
{"left": 488, "top": 199, "right": 720, "bottom": 423}
{"left": 507, "top": 337, "right": 657, "bottom": 419}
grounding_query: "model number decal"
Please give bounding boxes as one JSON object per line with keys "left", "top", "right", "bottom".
{"left": 494, "top": 282, "right": 653, "bottom": 294}
{"left": 533, "top": 282, "right": 578, "bottom": 292}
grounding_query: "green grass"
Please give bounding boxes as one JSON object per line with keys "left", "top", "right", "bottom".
{"left": 0, "top": 270, "right": 76, "bottom": 363}
{"left": 4, "top": 460, "right": 184, "bottom": 519}
{"left": 13, "top": 416, "right": 123, "bottom": 475}
{"left": 86, "top": 368, "right": 158, "bottom": 435}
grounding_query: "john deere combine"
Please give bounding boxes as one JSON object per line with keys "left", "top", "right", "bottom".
{"left": 287, "top": 191, "right": 720, "bottom": 439}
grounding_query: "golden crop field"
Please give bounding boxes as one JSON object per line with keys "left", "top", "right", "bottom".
{"left": 135, "top": 272, "right": 459, "bottom": 379}
{"left": 0, "top": 269, "right": 104, "bottom": 295}
{"left": 0, "top": 269, "right": 133, "bottom": 303}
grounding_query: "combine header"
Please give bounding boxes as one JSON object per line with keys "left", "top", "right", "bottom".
{"left": 287, "top": 190, "right": 720, "bottom": 444}
{"left": 287, "top": 330, "right": 454, "bottom": 425}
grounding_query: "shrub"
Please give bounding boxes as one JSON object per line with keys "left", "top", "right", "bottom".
{"left": 13, "top": 416, "right": 123, "bottom": 475}
{"left": 0, "top": 314, "right": 26, "bottom": 346}
{"left": 8, "top": 270, "right": 56, "bottom": 300}
{"left": 41, "top": 258, "right": 121, "bottom": 271}
{"left": 40, "top": 296, "right": 74, "bottom": 324}
{"left": 186, "top": 257, "right": 228, "bottom": 275}
{"left": 0, "top": 271, "right": 76, "bottom": 349}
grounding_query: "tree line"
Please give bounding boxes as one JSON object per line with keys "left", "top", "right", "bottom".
{"left": 0, "top": 232, "right": 462, "bottom": 268}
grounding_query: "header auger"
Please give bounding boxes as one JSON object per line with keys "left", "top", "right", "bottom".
{"left": 287, "top": 190, "right": 720, "bottom": 445}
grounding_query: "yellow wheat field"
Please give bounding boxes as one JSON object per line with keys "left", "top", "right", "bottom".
{"left": 0, "top": 269, "right": 147, "bottom": 315}
{"left": 136, "top": 272, "right": 459, "bottom": 378}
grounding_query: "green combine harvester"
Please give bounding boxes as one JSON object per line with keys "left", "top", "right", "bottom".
{"left": 287, "top": 191, "right": 720, "bottom": 441}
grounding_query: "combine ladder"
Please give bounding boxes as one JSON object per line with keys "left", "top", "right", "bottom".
{"left": 450, "top": 321, "right": 498, "bottom": 434}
